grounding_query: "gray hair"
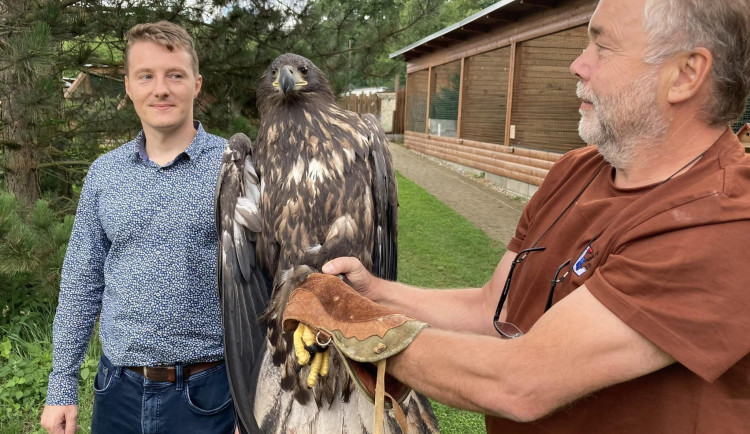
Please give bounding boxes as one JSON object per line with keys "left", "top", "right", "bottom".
{"left": 642, "top": 0, "right": 750, "bottom": 125}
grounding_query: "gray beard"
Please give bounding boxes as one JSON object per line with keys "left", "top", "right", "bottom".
{"left": 577, "top": 69, "right": 668, "bottom": 170}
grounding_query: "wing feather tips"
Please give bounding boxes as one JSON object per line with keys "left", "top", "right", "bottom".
{"left": 215, "top": 132, "right": 273, "bottom": 434}
{"left": 362, "top": 113, "right": 399, "bottom": 281}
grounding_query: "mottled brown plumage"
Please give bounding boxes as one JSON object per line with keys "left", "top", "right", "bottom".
{"left": 217, "top": 53, "right": 437, "bottom": 433}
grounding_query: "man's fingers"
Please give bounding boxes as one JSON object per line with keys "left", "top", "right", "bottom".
{"left": 63, "top": 408, "right": 78, "bottom": 434}
{"left": 41, "top": 405, "right": 77, "bottom": 434}
{"left": 64, "top": 420, "right": 77, "bottom": 434}
{"left": 322, "top": 256, "right": 362, "bottom": 275}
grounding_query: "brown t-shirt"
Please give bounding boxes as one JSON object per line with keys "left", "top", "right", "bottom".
{"left": 488, "top": 129, "right": 750, "bottom": 433}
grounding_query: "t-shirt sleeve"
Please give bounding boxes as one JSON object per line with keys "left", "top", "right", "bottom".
{"left": 586, "top": 195, "right": 750, "bottom": 382}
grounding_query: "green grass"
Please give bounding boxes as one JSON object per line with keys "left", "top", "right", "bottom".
{"left": 4, "top": 173, "right": 504, "bottom": 434}
{"left": 396, "top": 173, "right": 505, "bottom": 434}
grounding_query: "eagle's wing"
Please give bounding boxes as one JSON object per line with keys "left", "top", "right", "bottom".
{"left": 361, "top": 113, "right": 398, "bottom": 281}
{"left": 215, "top": 133, "right": 273, "bottom": 434}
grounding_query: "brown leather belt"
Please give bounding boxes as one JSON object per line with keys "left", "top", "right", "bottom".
{"left": 125, "top": 360, "right": 223, "bottom": 382}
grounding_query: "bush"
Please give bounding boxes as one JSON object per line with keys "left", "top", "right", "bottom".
{"left": 0, "top": 192, "right": 73, "bottom": 326}
{"left": 0, "top": 309, "right": 100, "bottom": 433}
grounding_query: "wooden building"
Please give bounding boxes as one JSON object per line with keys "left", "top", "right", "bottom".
{"left": 391, "top": 0, "right": 598, "bottom": 198}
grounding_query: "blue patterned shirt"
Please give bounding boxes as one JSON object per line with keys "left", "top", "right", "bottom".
{"left": 46, "top": 122, "right": 227, "bottom": 405}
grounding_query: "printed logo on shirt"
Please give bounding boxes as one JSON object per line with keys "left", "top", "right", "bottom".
{"left": 573, "top": 235, "right": 600, "bottom": 277}
{"left": 573, "top": 246, "right": 592, "bottom": 276}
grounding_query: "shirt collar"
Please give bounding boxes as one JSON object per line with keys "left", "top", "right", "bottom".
{"left": 133, "top": 120, "right": 208, "bottom": 163}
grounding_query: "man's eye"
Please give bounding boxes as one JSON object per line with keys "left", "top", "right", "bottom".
{"left": 300, "top": 66, "right": 308, "bottom": 76}
{"left": 141, "top": 74, "right": 152, "bottom": 80}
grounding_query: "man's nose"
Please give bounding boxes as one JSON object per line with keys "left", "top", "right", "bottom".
{"left": 570, "top": 46, "right": 590, "bottom": 81}
{"left": 152, "top": 76, "right": 170, "bottom": 97}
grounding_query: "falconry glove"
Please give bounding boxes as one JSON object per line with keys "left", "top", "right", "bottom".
{"left": 283, "top": 273, "right": 429, "bottom": 434}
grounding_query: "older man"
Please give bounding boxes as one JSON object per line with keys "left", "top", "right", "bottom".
{"left": 317, "top": 0, "right": 750, "bottom": 432}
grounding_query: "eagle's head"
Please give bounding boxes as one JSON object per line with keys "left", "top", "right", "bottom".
{"left": 257, "top": 53, "right": 336, "bottom": 112}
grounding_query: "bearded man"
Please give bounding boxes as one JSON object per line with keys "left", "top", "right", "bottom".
{"left": 305, "top": 0, "right": 750, "bottom": 432}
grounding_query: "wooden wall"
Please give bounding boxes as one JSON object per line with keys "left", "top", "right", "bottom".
{"left": 460, "top": 45, "right": 511, "bottom": 145}
{"left": 404, "top": 131, "right": 561, "bottom": 186}
{"left": 406, "top": 69, "right": 429, "bottom": 133}
{"left": 401, "top": 0, "right": 597, "bottom": 196}
{"left": 510, "top": 24, "right": 588, "bottom": 153}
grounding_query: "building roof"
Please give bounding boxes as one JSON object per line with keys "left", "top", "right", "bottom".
{"left": 390, "top": 0, "right": 559, "bottom": 60}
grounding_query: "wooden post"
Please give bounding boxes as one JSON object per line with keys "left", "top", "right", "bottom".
{"left": 403, "top": 74, "right": 409, "bottom": 133}
{"left": 425, "top": 66, "right": 433, "bottom": 135}
{"left": 504, "top": 42, "right": 517, "bottom": 147}
{"left": 457, "top": 57, "right": 466, "bottom": 139}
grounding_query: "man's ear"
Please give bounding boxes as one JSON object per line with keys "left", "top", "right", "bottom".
{"left": 194, "top": 74, "right": 203, "bottom": 96}
{"left": 666, "top": 47, "right": 713, "bottom": 104}
{"left": 124, "top": 75, "right": 131, "bottom": 99}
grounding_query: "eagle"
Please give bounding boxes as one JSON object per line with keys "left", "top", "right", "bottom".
{"left": 215, "top": 53, "right": 439, "bottom": 434}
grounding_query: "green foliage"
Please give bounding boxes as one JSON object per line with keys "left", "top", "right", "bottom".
{"left": 0, "top": 308, "right": 100, "bottom": 433}
{"left": 0, "top": 311, "right": 55, "bottom": 424}
{"left": 0, "top": 192, "right": 73, "bottom": 323}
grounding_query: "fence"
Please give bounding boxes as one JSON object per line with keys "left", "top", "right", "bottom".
{"left": 338, "top": 93, "right": 380, "bottom": 116}
{"left": 338, "top": 90, "right": 406, "bottom": 135}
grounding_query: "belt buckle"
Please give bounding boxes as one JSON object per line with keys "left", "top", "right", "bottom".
{"left": 143, "top": 366, "right": 149, "bottom": 378}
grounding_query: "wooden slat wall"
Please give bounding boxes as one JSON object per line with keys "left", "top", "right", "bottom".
{"left": 406, "top": 70, "right": 429, "bottom": 133}
{"left": 460, "top": 45, "right": 511, "bottom": 145}
{"left": 393, "top": 89, "right": 406, "bottom": 134}
{"left": 338, "top": 93, "right": 380, "bottom": 116}
{"left": 404, "top": 131, "right": 562, "bottom": 186}
{"left": 509, "top": 25, "right": 588, "bottom": 153}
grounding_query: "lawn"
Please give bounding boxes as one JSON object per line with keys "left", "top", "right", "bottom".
{"left": 2, "top": 172, "right": 505, "bottom": 434}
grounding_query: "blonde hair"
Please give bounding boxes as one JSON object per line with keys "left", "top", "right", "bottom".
{"left": 124, "top": 21, "right": 199, "bottom": 76}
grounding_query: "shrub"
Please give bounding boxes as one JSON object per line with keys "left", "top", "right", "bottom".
{"left": 0, "top": 192, "right": 73, "bottom": 326}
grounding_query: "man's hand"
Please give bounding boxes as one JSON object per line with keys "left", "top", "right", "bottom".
{"left": 41, "top": 404, "right": 78, "bottom": 434}
{"left": 321, "top": 257, "right": 378, "bottom": 298}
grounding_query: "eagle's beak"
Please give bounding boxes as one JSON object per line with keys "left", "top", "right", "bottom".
{"left": 279, "top": 66, "right": 296, "bottom": 97}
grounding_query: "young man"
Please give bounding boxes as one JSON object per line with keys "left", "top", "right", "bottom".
{"left": 41, "top": 21, "right": 235, "bottom": 433}
{"left": 313, "top": 0, "right": 750, "bottom": 432}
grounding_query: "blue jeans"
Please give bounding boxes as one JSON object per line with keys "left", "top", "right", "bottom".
{"left": 91, "top": 355, "right": 235, "bottom": 434}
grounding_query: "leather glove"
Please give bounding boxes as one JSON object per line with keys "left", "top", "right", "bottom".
{"left": 282, "top": 273, "right": 428, "bottom": 405}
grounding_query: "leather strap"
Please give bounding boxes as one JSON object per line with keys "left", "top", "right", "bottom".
{"left": 373, "top": 359, "right": 410, "bottom": 434}
{"left": 374, "top": 360, "right": 386, "bottom": 434}
{"left": 125, "top": 360, "right": 223, "bottom": 382}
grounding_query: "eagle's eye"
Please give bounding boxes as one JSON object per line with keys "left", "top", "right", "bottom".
{"left": 271, "top": 68, "right": 278, "bottom": 77}
{"left": 300, "top": 66, "right": 308, "bottom": 76}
